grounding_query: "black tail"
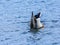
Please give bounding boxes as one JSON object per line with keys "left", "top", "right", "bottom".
{"left": 34, "top": 12, "right": 41, "bottom": 18}
{"left": 32, "top": 11, "right": 33, "bottom": 17}
{"left": 37, "top": 12, "right": 41, "bottom": 17}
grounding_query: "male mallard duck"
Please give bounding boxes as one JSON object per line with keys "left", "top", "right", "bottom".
{"left": 30, "top": 11, "right": 44, "bottom": 29}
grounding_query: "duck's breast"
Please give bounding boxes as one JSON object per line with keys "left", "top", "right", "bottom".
{"left": 36, "top": 18, "right": 43, "bottom": 28}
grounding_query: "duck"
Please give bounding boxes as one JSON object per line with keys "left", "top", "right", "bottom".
{"left": 30, "top": 11, "right": 44, "bottom": 29}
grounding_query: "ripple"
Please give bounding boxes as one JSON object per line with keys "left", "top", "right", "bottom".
{"left": 16, "top": 22, "right": 20, "bottom": 24}
{"left": 15, "top": 30, "right": 20, "bottom": 32}
{"left": 52, "top": 20, "right": 58, "bottom": 23}
{"left": 14, "top": 1, "right": 23, "bottom": 3}
{"left": 22, "top": 32, "right": 28, "bottom": 34}
{"left": 28, "top": 36, "right": 35, "bottom": 42}
{"left": 41, "top": 1, "right": 45, "bottom": 3}
{"left": 21, "top": 22, "right": 29, "bottom": 23}
{"left": 46, "top": 32, "right": 52, "bottom": 35}
{"left": 27, "top": 36, "right": 33, "bottom": 42}
{"left": 5, "top": 37, "right": 11, "bottom": 40}
{"left": 52, "top": 42, "right": 58, "bottom": 45}
{"left": 1, "top": 37, "right": 11, "bottom": 42}
{"left": 47, "top": 3, "right": 54, "bottom": 6}
{"left": 1, "top": 40, "right": 4, "bottom": 42}
{"left": 50, "top": 26, "right": 54, "bottom": 28}
{"left": 15, "top": 16, "right": 21, "bottom": 18}
{"left": 30, "top": 29, "right": 39, "bottom": 34}
{"left": 6, "top": 0, "right": 10, "bottom": 1}
{"left": 41, "top": 20, "right": 51, "bottom": 23}
{"left": 7, "top": 20, "right": 12, "bottom": 22}
{"left": 36, "top": 38, "right": 41, "bottom": 40}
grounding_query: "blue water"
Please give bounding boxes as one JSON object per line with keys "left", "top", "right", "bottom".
{"left": 0, "top": 0, "right": 60, "bottom": 45}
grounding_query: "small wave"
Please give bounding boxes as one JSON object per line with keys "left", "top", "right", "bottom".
{"left": 52, "top": 20, "right": 58, "bottom": 23}
{"left": 1, "top": 40, "right": 4, "bottom": 42}
{"left": 21, "top": 32, "right": 28, "bottom": 34}
{"left": 52, "top": 42, "right": 58, "bottom": 45}
{"left": 16, "top": 22, "right": 20, "bottom": 24}
{"left": 7, "top": 20, "right": 12, "bottom": 22}
{"left": 50, "top": 26, "right": 54, "bottom": 28}
{"left": 46, "top": 32, "right": 52, "bottom": 35}
{"left": 21, "top": 21, "right": 29, "bottom": 23}
{"left": 41, "top": 1, "right": 45, "bottom": 3}
{"left": 5, "top": 37, "right": 11, "bottom": 40}
{"left": 15, "top": 30, "right": 20, "bottom": 32}
{"left": 6, "top": 0, "right": 10, "bottom": 1}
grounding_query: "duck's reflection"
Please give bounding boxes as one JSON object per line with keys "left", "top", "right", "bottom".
{"left": 29, "top": 28, "right": 39, "bottom": 34}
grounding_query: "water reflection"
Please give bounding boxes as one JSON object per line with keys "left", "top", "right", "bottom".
{"left": 29, "top": 28, "right": 39, "bottom": 34}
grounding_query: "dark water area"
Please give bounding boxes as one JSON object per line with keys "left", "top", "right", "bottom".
{"left": 0, "top": 0, "right": 60, "bottom": 45}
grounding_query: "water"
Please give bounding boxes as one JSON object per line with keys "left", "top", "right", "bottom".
{"left": 0, "top": 0, "right": 60, "bottom": 45}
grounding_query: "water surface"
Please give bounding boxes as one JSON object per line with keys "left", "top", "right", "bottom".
{"left": 0, "top": 0, "right": 60, "bottom": 45}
